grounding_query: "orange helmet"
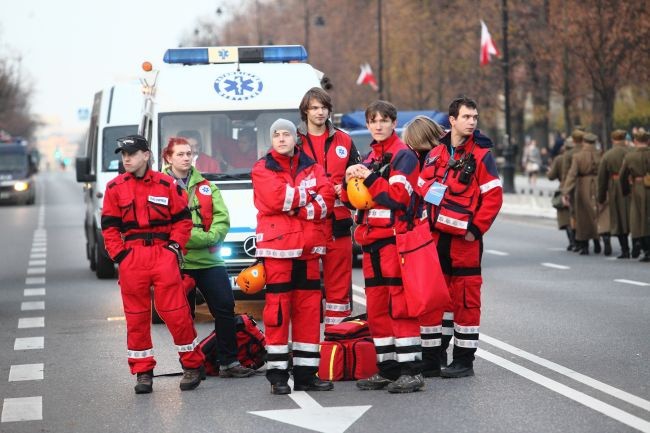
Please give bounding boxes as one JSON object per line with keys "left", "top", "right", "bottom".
{"left": 236, "top": 262, "right": 266, "bottom": 295}
{"left": 346, "top": 177, "right": 375, "bottom": 210}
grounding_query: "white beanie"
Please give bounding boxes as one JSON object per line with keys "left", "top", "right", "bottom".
{"left": 270, "top": 118, "right": 297, "bottom": 142}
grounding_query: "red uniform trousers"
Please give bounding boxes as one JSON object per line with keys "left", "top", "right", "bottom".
{"left": 419, "top": 231, "right": 481, "bottom": 366}
{"left": 119, "top": 239, "right": 204, "bottom": 374}
{"left": 263, "top": 257, "right": 322, "bottom": 385}
{"left": 322, "top": 231, "right": 353, "bottom": 327}
{"left": 362, "top": 239, "right": 422, "bottom": 379}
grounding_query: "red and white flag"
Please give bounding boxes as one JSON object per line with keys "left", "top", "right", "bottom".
{"left": 480, "top": 20, "right": 499, "bottom": 66}
{"left": 356, "top": 63, "right": 379, "bottom": 91}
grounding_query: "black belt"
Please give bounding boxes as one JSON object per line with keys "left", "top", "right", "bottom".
{"left": 124, "top": 232, "right": 170, "bottom": 246}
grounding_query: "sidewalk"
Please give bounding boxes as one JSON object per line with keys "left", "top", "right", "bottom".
{"left": 500, "top": 174, "right": 559, "bottom": 219}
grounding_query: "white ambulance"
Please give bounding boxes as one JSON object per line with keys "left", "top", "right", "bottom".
{"left": 75, "top": 80, "right": 143, "bottom": 278}
{"left": 139, "top": 45, "right": 326, "bottom": 293}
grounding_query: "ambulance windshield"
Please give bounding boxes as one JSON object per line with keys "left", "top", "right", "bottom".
{"left": 158, "top": 110, "right": 301, "bottom": 179}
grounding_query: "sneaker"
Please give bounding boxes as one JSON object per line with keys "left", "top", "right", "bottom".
{"left": 271, "top": 383, "right": 291, "bottom": 395}
{"left": 386, "top": 374, "right": 425, "bottom": 393}
{"left": 180, "top": 367, "right": 203, "bottom": 391}
{"left": 220, "top": 364, "right": 256, "bottom": 378}
{"left": 440, "top": 361, "right": 475, "bottom": 378}
{"left": 294, "top": 377, "right": 334, "bottom": 391}
{"left": 356, "top": 373, "right": 393, "bottom": 390}
{"left": 134, "top": 370, "right": 153, "bottom": 394}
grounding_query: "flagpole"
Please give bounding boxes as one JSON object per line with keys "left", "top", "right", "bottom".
{"left": 500, "top": 0, "right": 515, "bottom": 194}
{"left": 377, "top": 0, "right": 383, "bottom": 99}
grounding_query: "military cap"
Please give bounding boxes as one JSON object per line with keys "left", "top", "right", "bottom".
{"left": 611, "top": 129, "right": 626, "bottom": 141}
{"left": 633, "top": 128, "right": 649, "bottom": 142}
{"left": 571, "top": 129, "right": 585, "bottom": 141}
{"left": 583, "top": 133, "right": 598, "bottom": 144}
{"left": 564, "top": 137, "right": 574, "bottom": 149}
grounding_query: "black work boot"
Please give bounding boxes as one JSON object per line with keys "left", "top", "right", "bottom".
{"left": 422, "top": 346, "right": 442, "bottom": 377}
{"left": 565, "top": 228, "right": 576, "bottom": 251}
{"left": 602, "top": 234, "right": 612, "bottom": 256}
{"left": 578, "top": 241, "right": 589, "bottom": 255}
{"left": 441, "top": 361, "right": 475, "bottom": 378}
{"left": 179, "top": 367, "right": 203, "bottom": 391}
{"left": 593, "top": 238, "right": 601, "bottom": 254}
{"left": 271, "top": 382, "right": 292, "bottom": 395}
{"left": 617, "top": 235, "right": 630, "bottom": 259}
{"left": 632, "top": 239, "right": 641, "bottom": 259}
{"left": 134, "top": 370, "right": 153, "bottom": 394}
{"left": 386, "top": 374, "right": 425, "bottom": 393}
{"left": 294, "top": 376, "right": 334, "bottom": 391}
{"left": 356, "top": 373, "right": 394, "bottom": 390}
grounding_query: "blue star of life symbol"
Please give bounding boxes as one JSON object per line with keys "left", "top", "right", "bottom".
{"left": 224, "top": 77, "right": 254, "bottom": 96}
{"left": 214, "top": 71, "right": 263, "bottom": 100}
{"left": 218, "top": 49, "right": 229, "bottom": 60}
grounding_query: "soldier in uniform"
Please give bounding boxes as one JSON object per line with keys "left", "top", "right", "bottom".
{"left": 547, "top": 139, "right": 574, "bottom": 250}
{"left": 620, "top": 129, "right": 650, "bottom": 262}
{"left": 563, "top": 133, "right": 601, "bottom": 255}
{"left": 597, "top": 130, "right": 631, "bottom": 258}
{"left": 562, "top": 130, "right": 585, "bottom": 252}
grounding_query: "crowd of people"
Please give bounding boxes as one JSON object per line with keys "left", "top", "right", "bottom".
{"left": 547, "top": 128, "right": 650, "bottom": 262}
{"left": 101, "top": 90, "right": 504, "bottom": 396}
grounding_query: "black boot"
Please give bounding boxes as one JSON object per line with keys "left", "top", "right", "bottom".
{"left": 579, "top": 240, "right": 589, "bottom": 255}
{"left": 617, "top": 235, "right": 630, "bottom": 259}
{"left": 602, "top": 234, "right": 612, "bottom": 256}
{"left": 294, "top": 376, "right": 334, "bottom": 391}
{"left": 632, "top": 238, "right": 641, "bottom": 259}
{"left": 441, "top": 347, "right": 475, "bottom": 378}
{"left": 640, "top": 237, "right": 650, "bottom": 262}
{"left": 565, "top": 228, "right": 576, "bottom": 251}
{"left": 593, "top": 238, "right": 601, "bottom": 254}
{"left": 422, "top": 346, "right": 442, "bottom": 377}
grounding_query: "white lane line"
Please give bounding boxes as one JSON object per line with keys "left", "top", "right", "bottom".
{"left": 18, "top": 317, "right": 44, "bottom": 329}
{"left": 31, "top": 242, "right": 47, "bottom": 247}
{"left": 547, "top": 247, "right": 567, "bottom": 252}
{"left": 481, "top": 334, "right": 650, "bottom": 412}
{"left": 21, "top": 301, "right": 44, "bottom": 311}
{"left": 30, "top": 253, "right": 46, "bottom": 259}
{"left": 14, "top": 337, "right": 44, "bottom": 350}
{"left": 541, "top": 262, "right": 570, "bottom": 270}
{"left": 485, "top": 249, "right": 509, "bottom": 256}
{"left": 30, "top": 247, "right": 46, "bottom": 253}
{"left": 27, "top": 268, "right": 46, "bottom": 275}
{"left": 25, "top": 277, "right": 45, "bottom": 285}
{"left": 1, "top": 396, "right": 43, "bottom": 422}
{"left": 24, "top": 288, "right": 45, "bottom": 297}
{"left": 477, "top": 349, "right": 650, "bottom": 433}
{"left": 353, "top": 294, "right": 366, "bottom": 306}
{"left": 614, "top": 279, "right": 650, "bottom": 287}
{"left": 352, "top": 284, "right": 365, "bottom": 294}
{"left": 28, "top": 260, "right": 46, "bottom": 267}
{"left": 8, "top": 364, "right": 44, "bottom": 381}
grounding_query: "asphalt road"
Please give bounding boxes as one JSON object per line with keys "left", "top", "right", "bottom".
{"left": 0, "top": 170, "right": 648, "bottom": 433}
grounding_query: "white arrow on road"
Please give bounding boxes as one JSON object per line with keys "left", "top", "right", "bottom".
{"left": 249, "top": 380, "right": 371, "bottom": 433}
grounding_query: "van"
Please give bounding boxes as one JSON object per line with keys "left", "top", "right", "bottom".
{"left": 139, "top": 45, "right": 327, "bottom": 294}
{"left": 0, "top": 138, "right": 38, "bottom": 205}
{"left": 75, "top": 80, "right": 143, "bottom": 278}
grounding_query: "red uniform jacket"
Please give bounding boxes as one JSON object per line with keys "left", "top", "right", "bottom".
{"left": 341, "top": 132, "right": 420, "bottom": 245}
{"left": 252, "top": 148, "right": 335, "bottom": 260}
{"left": 101, "top": 168, "right": 192, "bottom": 262}
{"left": 418, "top": 131, "right": 503, "bottom": 238}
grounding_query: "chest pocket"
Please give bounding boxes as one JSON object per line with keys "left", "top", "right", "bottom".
{"left": 117, "top": 194, "right": 137, "bottom": 230}
{"left": 146, "top": 185, "right": 172, "bottom": 227}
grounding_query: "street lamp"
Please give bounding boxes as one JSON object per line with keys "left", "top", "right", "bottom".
{"left": 500, "top": 0, "right": 516, "bottom": 194}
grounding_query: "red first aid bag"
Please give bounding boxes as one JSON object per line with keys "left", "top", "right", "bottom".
{"left": 318, "top": 317, "right": 378, "bottom": 381}
{"left": 396, "top": 222, "right": 450, "bottom": 317}
{"left": 198, "top": 314, "right": 267, "bottom": 376}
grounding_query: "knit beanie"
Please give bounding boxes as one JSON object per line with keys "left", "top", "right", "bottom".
{"left": 270, "top": 118, "right": 297, "bottom": 142}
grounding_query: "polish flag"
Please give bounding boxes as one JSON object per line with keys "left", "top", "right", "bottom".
{"left": 356, "top": 63, "right": 379, "bottom": 91}
{"left": 480, "top": 20, "right": 499, "bottom": 66}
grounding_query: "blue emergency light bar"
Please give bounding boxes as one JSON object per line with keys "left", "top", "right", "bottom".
{"left": 163, "top": 45, "right": 308, "bottom": 65}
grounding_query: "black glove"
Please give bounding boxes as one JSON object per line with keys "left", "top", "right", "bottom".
{"left": 165, "top": 241, "right": 184, "bottom": 268}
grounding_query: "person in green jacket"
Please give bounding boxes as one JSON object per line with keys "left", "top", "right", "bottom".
{"left": 163, "top": 137, "right": 255, "bottom": 378}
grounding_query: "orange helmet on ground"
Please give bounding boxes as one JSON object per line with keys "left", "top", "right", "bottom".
{"left": 347, "top": 177, "right": 375, "bottom": 210}
{"left": 236, "top": 262, "right": 266, "bottom": 295}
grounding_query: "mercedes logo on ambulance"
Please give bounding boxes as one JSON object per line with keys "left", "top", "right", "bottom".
{"left": 214, "top": 71, "right": 263, "bottom": 101}
{"left": 243, "top": 236, "right": 257, "bottom": 257}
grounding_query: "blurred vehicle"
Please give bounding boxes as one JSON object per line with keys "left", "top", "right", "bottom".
{"left": 75, "top": 80, "right": 143, "bottom": 279}
{"left": 139, "top": 45, "right": 329, "bottom": 297}
{"left": 0, "top": 138, "right": 38, "bottom": 205}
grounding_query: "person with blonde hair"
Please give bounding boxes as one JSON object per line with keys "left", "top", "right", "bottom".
{"left": 402, "top": 115, "right": 446, "bottom": 165}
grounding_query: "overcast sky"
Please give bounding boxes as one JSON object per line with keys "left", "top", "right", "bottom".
{"left": 1, "top": 0, "right": 231, "bottom": 134}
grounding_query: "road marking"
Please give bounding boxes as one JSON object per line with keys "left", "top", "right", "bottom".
{"left": 481, "top": 334, "right": 650, "bottom": 412}
{"left": 352, "top": 284, "right": 365, "bottom": 294}
{"left": 26, "top": 267, "right": 46, "bottom": 275}
{"left": 541, "top": 262, "right": 570, "bottom": 270}
{"left": 106, "top": 316, "right": 126, "bottom": 321}
{"left": 25, "top": 277, "right": 45, "bottom": 285}
{"left": 31, "top": 242, "right": 46, "bottom": 247}
{"left": 249, "top": 378, "right": 371, "bottom": 433}
{"left": 28, "top": 260, "right": 46, "bottom": 267}
{"left": 21, "top": 301, "right": 44, "bottom": 311}
{"left": 614, "top": 279, "right": 650, "bottom": 287}
{"left": 14, "top": 337, "right": 44, "bottom": 350}
{"left": 485, "top": 249, "right": 509, "bottom": 256}
{"left": 30, "top": 247, "right": 46, "bottom": 253}
{"left": 24, "top": 288, "right": 45, "bottom": 296}
{"left": 18, "top": 317, "right": 44, "bottom": 329}
{"left": 8, "top": 364, "right": 44, "bottom": 382}
{"left": 1, "top": 396, "right": 42, "bottom": 422}
{"left": 29, "top": 253, "right": 46, "bottom": 259}
{"left": 477, "top": 349, "right": 650, "bottom": 433}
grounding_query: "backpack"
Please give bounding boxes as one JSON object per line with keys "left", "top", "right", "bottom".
{"left": 198, "top": 314, "right": 267, "bottom": 376}
{"left": 318, "top": 316, "right": 378, "bottom": 381}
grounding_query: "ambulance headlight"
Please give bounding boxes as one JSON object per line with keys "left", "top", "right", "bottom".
{"left": 14, "top": 181, "right": 29, "bottom": 192}
{"left": 220, "top": 246, "right": 233, "bottom": 258}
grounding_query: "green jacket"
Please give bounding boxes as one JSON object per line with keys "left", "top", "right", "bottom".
{"left": 166, "top": 167, "right": 230, "bottom": 269}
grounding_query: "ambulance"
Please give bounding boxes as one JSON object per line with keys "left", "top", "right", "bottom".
{"left": 75, "top": 80, "right": 143, "bottom": 279}
{"left": 139, "top": 45, "right": 327, "bottom": 293}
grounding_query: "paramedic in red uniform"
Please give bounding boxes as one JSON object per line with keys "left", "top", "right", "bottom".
{"left": 418, "top": 97, "right": 503, "bottom": 378}
{"left": 341, "top": 100, "right": 424, "bottom": 394}
{"left": 297, "top": 87, "right": 361, "bottom": 327}
{"left": 101, "top": 135, "right": 204, "bottom": 394}
{"left": 252, "top": 119, "right": 336, "bottom": 395}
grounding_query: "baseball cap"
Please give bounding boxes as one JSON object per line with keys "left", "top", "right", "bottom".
{"left": 115, "top": 135, "right": 150, "bottom": 154}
